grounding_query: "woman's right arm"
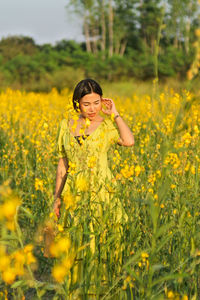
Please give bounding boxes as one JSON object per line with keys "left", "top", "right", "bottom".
{"left": 53, "top": 157, "right": 68, "bottom": 218}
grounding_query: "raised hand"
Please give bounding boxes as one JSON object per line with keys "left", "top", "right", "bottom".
{"left": 101, "top": 98, "right": 118, "bottom": 116}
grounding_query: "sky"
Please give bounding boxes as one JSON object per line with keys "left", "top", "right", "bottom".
{"left": 0, "top": 0, "right": 84, "bottom": 45}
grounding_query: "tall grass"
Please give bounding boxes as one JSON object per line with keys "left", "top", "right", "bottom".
{"left": 0, "top": 85, "right": 200, "bottom": 299}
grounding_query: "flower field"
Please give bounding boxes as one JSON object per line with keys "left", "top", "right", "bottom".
{"left": 0, "top": 86, "right": 200, "bottom": 299}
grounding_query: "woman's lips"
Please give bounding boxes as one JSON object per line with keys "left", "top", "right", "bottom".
{"left": 88, "top": 113, "right": 96, "bottom": 117}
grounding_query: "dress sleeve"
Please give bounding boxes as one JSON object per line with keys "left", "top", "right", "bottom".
{"left": 106, "top": 119, "right": 120, "bottom": 144}
{"left": 56, "top": 119, "right": 68, "bottom": 158}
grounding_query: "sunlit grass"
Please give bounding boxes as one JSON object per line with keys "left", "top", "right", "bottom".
{"left": 0, "top": 85, "right": 199, "bottom": 299}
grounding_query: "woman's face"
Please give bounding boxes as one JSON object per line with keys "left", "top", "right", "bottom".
{"left": 79, "top": 92, "right": 102, "bottom": 121}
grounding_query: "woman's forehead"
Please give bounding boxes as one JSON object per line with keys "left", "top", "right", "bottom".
{"left": 80, "top": 93, "right": 101, "bottom": 103}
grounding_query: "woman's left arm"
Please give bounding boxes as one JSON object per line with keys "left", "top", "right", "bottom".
{"left": 114, "top": 114, "right": 135, "bottom": 146}
{"left": 102, "top": 98, "right": 135, "bottom": 147}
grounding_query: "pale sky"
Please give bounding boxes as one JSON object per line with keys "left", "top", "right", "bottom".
{"left": 0, "top": 0, "right": 84, "bottom": 45}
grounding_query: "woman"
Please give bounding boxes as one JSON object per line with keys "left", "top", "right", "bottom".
{"left": 54, "top": 78, "right": 134, "bottom": 218}
{"left": 53, "top": 78, "right": 134, "bottom": 295}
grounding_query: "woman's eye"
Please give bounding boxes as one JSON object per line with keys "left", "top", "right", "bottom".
{"left": 95, "top": 102, "right": 99, "bottom": 104}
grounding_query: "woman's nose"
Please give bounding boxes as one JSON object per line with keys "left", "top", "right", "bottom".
{"left": 89, "top": 105, "right": 95, "bottom": 112}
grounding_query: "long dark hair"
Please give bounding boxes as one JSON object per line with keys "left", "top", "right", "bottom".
{"left": 72, "top": 79, "right": 103, "bottom": 111}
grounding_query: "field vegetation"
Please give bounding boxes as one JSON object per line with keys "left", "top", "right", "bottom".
{"left": 0, "top": 84, "right": 200, "bottom": 299}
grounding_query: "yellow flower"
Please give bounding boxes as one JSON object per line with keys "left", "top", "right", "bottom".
{"left": 24, "top": 244, "right": 33, "bottom": 253}
{"left": 35, "top": 178, "right": 44, "bottom": 191}
{"left": 111, "top": 113, "right": 115, "bottom": 122}
{"left": 0, "top": 255, "right": 10, "bottom": 271}
{"left": 63, "top": 191, "right": 75, "bottom": 210}
{"left": 135, "top": 165, "right": 141, "bottom": 177}
{"left": 76, "top": 176, "right": 88, "bottom": 192}
{"left": 52, "top": 264, "right": 67, "bottom": 283}
{"left": 57, "top": 224, "right": 64, "bottom": 232}
{"left": 62, "top": 254, "right": 74, "bottom": 271}
{"left": 43, "top": 122, "right": 48, "bottom": 129}
{"left": 50, "top": 237, "right": 71, "bottom": 257}
{"left": 167, "top": 290, "right": 175, "bottom": 299}
{"left": 13, "top": 250, "right": 26, "bottom": 265}
{"left": 141, "top": 252, "right": 149, "bottom": 259}
{"left": 87, "top": 156, "right": 96, "bottom": 168}
{"left": 1, "top": 197, "right": 20, "bottom": 220}
{"left": 6, "top": 220, "right": 15, "bottom": 231}
{"left": 57, "top": 237, "right": 71, "bottom": 253}
{"left": 14, "top": 262, "right": 25, "bottom": 276}
{"left": 68, "top": 161, "right": 76, "bottom": 174}
{"left": 195, "top": 28, "right": 200, "bottom": 37}
{"left": 85, "top": 118, "right": 90, "bottom": 127}
{"left": 2, "top": 268, "right": 16, "bottom": 284}
{"left": 190, "top": 165, "right": 195, "bottom": 175}
{"left": 26, "top": 252, "right": 36, "bottom": 265}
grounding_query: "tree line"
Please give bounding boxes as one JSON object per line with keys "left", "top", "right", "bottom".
{"left": 0, "top": 0, "right": 200, "bottom": 91}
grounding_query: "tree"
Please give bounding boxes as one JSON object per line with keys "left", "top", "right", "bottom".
{"left": 0, "top": 36, "right": 38, "bottom": 62}
{"left": 165, "top": 0, "right": 199, "bottom": 52}
{"left": 66, "top": 0, "right": 138, "bottom": 57}
{"left": 138, "top": 0, "right": 163, "bottom": 53}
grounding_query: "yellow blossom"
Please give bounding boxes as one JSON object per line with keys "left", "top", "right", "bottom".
{"left": 52, "top": 264, "right": 67, "bottom": 283}
{"left": 167, "top": 290, "right": 175, "bottom": 299}
{"left": 76, "top": 176, "right": 88, "bottom": 192}
{"left": 135, "top": 165, "right": 141, "bottom": 177}
{"left": 2, "top": 268, "right": 16, "bottom": 284}
{"left": 85, "top": 118, "right": 90, "bottom": 127}
{"left": 141, "top": 252, "right": 149, "bottom": 259}
{"left": 0, "top": 255, "right": 10, "bottom": 271}
{"left": 63, "top": 191, "right": 75, "bottom": 210}
{"left": 35, "top": 178, "right": 44, "bottom": 191}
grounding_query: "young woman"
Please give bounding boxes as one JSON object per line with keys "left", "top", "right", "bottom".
{"left": 52, "top": 78, "right": 134, "bottom": 295}
{"left": 53, "top": 78, "right": 134, "bottom": 218}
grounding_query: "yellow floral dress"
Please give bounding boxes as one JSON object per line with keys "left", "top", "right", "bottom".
{"left": 57, "top": 118, "right": 126, "bottom": 217}
{"left": 56, "top": 117, "right": 127, "bottom": 296}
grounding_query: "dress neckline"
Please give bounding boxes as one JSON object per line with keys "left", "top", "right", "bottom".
{"left": 69, "top": 118, "right": 105, "bottom": 138}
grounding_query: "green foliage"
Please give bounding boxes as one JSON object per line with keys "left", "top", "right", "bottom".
{"left": 0, "top": 36, "right": 38, "bottom": 62}
{"left": 0, "top": 0, "right": 200, "bottom": 90}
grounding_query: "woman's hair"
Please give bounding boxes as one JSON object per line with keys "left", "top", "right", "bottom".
{"left": 72, "top": 78, "right": 103, "bottom": 111}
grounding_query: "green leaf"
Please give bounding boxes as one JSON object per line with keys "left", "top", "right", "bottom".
{"left": 19, "top": 206, "right": 35, "bottom": 220}
{"left": 155, "top": 222, "right": 173, "bottom": 239}
{"left": 11, "top": 280, "right": 25, "bottom": 288}
{"left": 152, "top": 272, "right": 188, "bottom": 287}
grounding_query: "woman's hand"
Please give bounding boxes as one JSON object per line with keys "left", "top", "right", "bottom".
{"left": 53, "top": 197, "right": 61, "bottom": 218}
{"left": 101, "top": 98, "right": 119, "bottom": 116}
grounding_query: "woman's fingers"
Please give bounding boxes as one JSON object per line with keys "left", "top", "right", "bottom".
{"left": 102, "top": 98, "right": 118, "bottom": 115}
{"left": 102, "top": 99, "right": 112, "bottom": 111}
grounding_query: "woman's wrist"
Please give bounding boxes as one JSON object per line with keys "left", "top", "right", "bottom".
{"left": 113, "top": 111, "right": 120, "bottom": 121}
{"left": 113, "top": 111, "right": 119, "bottom": 117}
{"left": 114, "top": 114, "right": 120, "bottom": 120}
{"left": 54, "top": 195, "right": 61, "bottom": 202}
